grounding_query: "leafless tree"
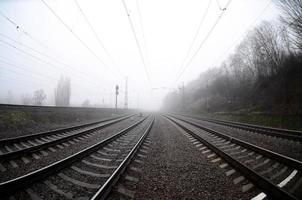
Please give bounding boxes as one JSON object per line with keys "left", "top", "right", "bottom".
{"left": 33, "top": 89, "right": 47, "bottom": 106}
{"left": 275, "top": 0, "right": 302, "bottom": 51}
{"left": 163, "top": 15, "right": 302, "bottom": 113}
{"left": 55, "top": 76, "right": 71, "bottom": 106}
{"left": 235, "top": 35, "right": 257, "bottom": 79}
{"left": 279, "top": 25, "right": 295, "bottom": 55}
{"left": 243, "top": 22, "right": 286, "bottom": 79}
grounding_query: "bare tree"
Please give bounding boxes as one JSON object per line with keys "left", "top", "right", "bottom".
{"left": 33, "top": 89, "right": 47, "bottom": 106}
{"left": 241, "top": 22, "right": 287, "bottom": 79}
{"left": 163, "top": 14, "right": 302, "bottom": 113}
{"left": 275, "top": 0, "right": 302, "bottom": 50}
{"left": 55, "top": 76, "right": 71, "bottom": 106}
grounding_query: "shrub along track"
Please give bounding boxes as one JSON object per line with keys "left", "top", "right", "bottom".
{"left": 0, "top": 115, "right": 154, "bottom": 200}
{"left": 167, "top": 115, "right": 302, "bottom": 200}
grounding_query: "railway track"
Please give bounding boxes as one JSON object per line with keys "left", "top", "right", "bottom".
{"left": 0, "top": 114, "right": 130, "bottom": 144}
{"left": 0, "top": 115, "right": 154, "bottom": 199}
{"left": 0, "top": 114, "right": 135, "bottom": 175}
{"left": 166, "top": 115, "right": 302, "bottom": 200}
{"left": 178, "top": 114, "right": 302, "bottom": 142}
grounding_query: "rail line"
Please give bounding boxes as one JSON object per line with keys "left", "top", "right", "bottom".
{"left": 178, "top": 114, "right": 302, "bottom": 142}
{"left": 0, "top": 115, "right": 154, "bottom": 199}
{"left": 0, "top": 114, "right": 130, "bottom": 144}
{"left": 0, "top": 114, "right": 135, "bottom": 172}
{"left": 166, "top": 115, "right": 302, "bottom": 200}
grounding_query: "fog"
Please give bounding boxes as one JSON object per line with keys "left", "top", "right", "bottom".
{"left": 0, "top": 0, "right": 280, "bottom": 110}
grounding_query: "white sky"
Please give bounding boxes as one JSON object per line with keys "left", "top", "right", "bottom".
{"left": 0, "top": 0, "right": 280, "bottom": 110}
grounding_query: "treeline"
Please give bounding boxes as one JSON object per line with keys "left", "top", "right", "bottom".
{"left": 18, "top": 76, "right": 71, "bottom": 106}
{"left": 163, "top": 1, "right": 302, "bottom": 114}
{"left": 5, "top": 75, "right": 95, "bottom": 107}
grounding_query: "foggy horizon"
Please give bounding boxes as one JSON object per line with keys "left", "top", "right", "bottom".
{"left": 0, "top": 0, "right": 280, "bottom": 110}
{"left": 0, "top": 1, "right": 302, "bottom": 199}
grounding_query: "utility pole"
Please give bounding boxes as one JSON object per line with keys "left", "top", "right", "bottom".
{"left": 124, "top": 77, "right": 128, "bottom": 109}
{"left": 115, "top": 85, "right": 119, "bottom": 112}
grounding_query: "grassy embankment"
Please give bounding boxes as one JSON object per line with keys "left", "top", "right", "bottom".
{"left": 0, "top": 105, "right": 132, "bottom": 139}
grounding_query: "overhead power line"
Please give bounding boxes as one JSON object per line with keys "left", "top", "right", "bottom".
{"left": 174, "top": 0, "right": 233, "bottom": 83}
{"left": 215, "top": 0, "right": 222, "bottom": 10}
{"left": 73, "top": 0, "right": 121, "bottom": 74}
{"left": 174, "top": 0, "right": 212, "bottom": 82}
{"left": 0, "top": 58, "right": 58, "bottom": 82}
{"left": 0, "top": 32, "right": 103, "bottom": 87}
{"left": 0, "top": 11, "right": 106, "bottom": 87}
{"left": 121, "top": 0, "right": 152, "bottom": 88}
{"left": 0, "top": 57, "right": 104, "bottom": 90}
{"left": 136, "top": 0, "right": 149, "bottom": 63}
{"left": 0, "top": 39, "right": 104, "bottom": 89}
{"left": 0, "top": 38, "right": 83, "bottom": 77}
{"left": 210, "top": 0, "right": 272, "bottom": 67}
{"left": 0, "top": 38, "right": 66, "bottom": 72}
{"left": 0, "top": 74, "right": 55, "bottom": 91}
{"left": 0, "top": 73, "right": 100, "bottom": 97}
{"left": 215, "top": 0, "right": 227, "bottom": 11}
{"left": 0, "top": 10, "right": 49, "bottom": 50}
{"left": 40, "top": 0, "right": 119, "bottom": 79}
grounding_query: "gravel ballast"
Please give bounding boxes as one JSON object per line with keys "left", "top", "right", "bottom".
{"left": 0, "top": 115, "right": 143, "bottom": 182}
{"left": 130, "top": 116, "right": 256, "bottom": 199}
{"left": 180, "top": 115, "right": 302, "bottom": 161}
{"left": 7, "top": 117, "right": 153, "bottom": 200}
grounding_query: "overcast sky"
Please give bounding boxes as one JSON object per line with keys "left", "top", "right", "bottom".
{"left": 0, "top": 0, "right": 280, "bottom": 110}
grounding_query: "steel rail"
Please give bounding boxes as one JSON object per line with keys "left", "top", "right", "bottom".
{"left": 0, "top": 114, "right": 136, "bottom": 161}
{"left": 169, "top": 114, "right": 302, "bottom": 171}
{"left": 91, "top": 116, "right": 154, "bottom": 200}
{"left": 178, "top": 114, "right": 302, "bottom": 141}
{"left": 0, "top": 103, "right": 134, "bottom": 110}
{"left": 0, "top": 116, "right": 149, "bottom": 197}
{"left": 165, "top": 115, "right": 297, "bottom": 200}
{"left": 0, "top": 114, "right": 133, "bottom": 145}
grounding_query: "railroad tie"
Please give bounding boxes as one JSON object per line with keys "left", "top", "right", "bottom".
{"left": 117, "top": 184, "right": 135, "bottom": 198}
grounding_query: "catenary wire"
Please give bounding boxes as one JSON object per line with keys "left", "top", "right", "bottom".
{"left": 0, "top": 39, "right": 86, "bottom": 78}
{"left": 210, "top": 0, "right": 272, "bottom": 67}
{"left": 121, "top": 0, "right": 152, "bottom": 88}
{"left": 0, "top": 10, "right": 49, "bottom": 50}
{"left": 174, "top": 0, "right": 212, "bottom": 83}
{"left": 40, "top": 0, "right": 120, "bottom": 79}
{"left": 135, "top": 0, "right": 149, "bottom": 64}
{"left": 0, "top": 11, "right": 108, "bottom": 86}
{"left": 0, "top": 40, "right": 106, "bottom": 90}
{"left": 174, "top": 0, "right": 233, "bottom": 83}
{"left": 73, "top": 0, "right": 122, "bottom": 75}
{"left": 0, "top": 32, "right": 104, "bottom": 87}
{"left": 0, "top": 56, "right": 104, "bottom": 90}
